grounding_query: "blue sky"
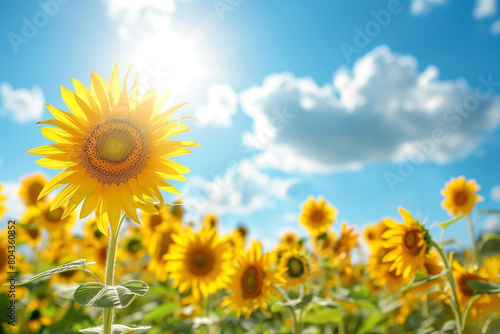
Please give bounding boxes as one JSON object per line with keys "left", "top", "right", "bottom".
{"left": 1, "top": 0, "right": 500, "bottom": 251}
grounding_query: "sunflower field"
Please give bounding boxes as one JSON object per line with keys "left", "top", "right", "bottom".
{"left": 0, "top": 64, "right": 500, "bottom": 334}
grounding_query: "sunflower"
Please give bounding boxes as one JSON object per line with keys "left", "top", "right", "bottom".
{"left": 368, "top": 247, "right": 409, "bottom": 293}
{"left": 0, "top": 233, "right": 8, "bottom": 275}
{"left": 19, "top": 173, "right": 49, "bottom": 207}
{"left": 278, "top": 249, "right": 310, "bottom": 289}
{"left": 312, "top": 229, "right": 336, "bottom": 258}
{"left": 333, "top": 222, "right": 359, "bottom": 258}
{"left": 299, "top": 196, "right": 337, "bottom": 235}
{"left": 83, "top": 218, "right": 105, "bottom": 241}
{"left": 147, "top": 218, "right": 181, "bottom": 281}
{"left": 382, "top": 207, "right": 430, "bottom": 279}
{"left": 27, "top": 64, "right": 198, "bottom": 234}
{"left": 203, "top": 213, "right": 219, "bottom": 230}
{"left": 222, "top": 241, "right": 285, "bottom": 318}
{"left": 452, "top": 260, "right": 500, "bottom": 319}
{"left": 0, "top": 185, "right": 7, "bottom": 220}
{"left": 165, "top": 226, "right": 233, "bottom": 300}
{"left": 441, "top": 176, "right": 483, "bottom": 216}
{"left": 363, "top": 220, "right": 389, "bottom": 252}
{"left": 142, "top": 205, "right": 180, "bottom": 238}
{"left": 224, "top": 229, "right": 246, "bottom": 258}
{"left": 479, "top": 256, "right": 500, "bottom": 282}
{"left": 26, "top": 200, "right": 75, "bottom": 233}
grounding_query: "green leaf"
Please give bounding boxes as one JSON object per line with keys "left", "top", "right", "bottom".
{"left": 468, "top": 280, "right": 500, "bottom": 295}
{"left": 355, "top": 312, "right": 384, "bottom": 334}
{"left": 119, "top": 280, "right": 149, "bottom": 296}
{"left": 303, "top": 307, "right": 342, "bottom": 325}
{"left": 74, "top": 281, "right": 150, "bottom": 309}
{"left": 79, "top": 324, "right": 151, "bottom": 333}
{"left": 144, "top": 302, "right": 179, "bottom": 321}
{"left": 2, "top": 259, "right": 97, "bottom": 286}
{"left": 271, "top": 293, "right": 314, "bottom": 312}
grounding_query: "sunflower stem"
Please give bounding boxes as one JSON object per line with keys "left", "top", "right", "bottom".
{"left": 102, "top": 216, "right": 125, "bottom": 334}
{"left": 466, "top": 214, "right": 480, "bottom": 269}
{"left": 430, "top": 240, "right": 463, "bottom": 334}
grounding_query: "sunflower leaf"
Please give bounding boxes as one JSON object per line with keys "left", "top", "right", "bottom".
{"left": 79, "top": 324, "right": 151, "bottom": 333}
{"left": 468, "top": 280, "right": 500, "bottom": 295}
{"left": 1, "top": 259, "right": 96, "bottom": 286}
{"left": 74, "top": 281, "right": 149, "bottom": 308}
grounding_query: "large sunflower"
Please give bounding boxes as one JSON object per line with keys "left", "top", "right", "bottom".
{"left": 19, "top": 173, "right": 48, "bottom": 207}
{"left": 27, "top": 64, "right": 198, "bottom": 234}
{"left": 441, "top": 176, "right": 483, "bottom": 216}
{"left": 222, "top": 241, "right": 285, "bottom": 318}
{"left": 382, "top": 207, "right": 430, "bottom": 279}
{"left": 299, "top": 196, "right": 337, "bottom": 235}
{"left": 165, "top": 226, "right": 233, "bottom": 300}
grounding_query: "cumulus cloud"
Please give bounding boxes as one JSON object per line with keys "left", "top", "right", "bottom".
{"left": 101, "top": 0, "right": 178, "bottom": 39}
{"left": 491, "top": 19, "right": 500, "bottom": 34}
{"left": 0, "top": 83, "right": 44, "bottom": 123}
{"left": 183, "top": 159, "right": 298, "bottom": 215}
{"left": 483, "top": 215, "right": 500, "bottom": 232}
{"left": 491, "top": 185, "right": 500, "bottom": 202}
{"left": 195, "top": 84, "right": 238, "bottom": 127}
{"left": 474, "top": 0, "right": 497, "bottom": 18}
{"left": 239, "top": 46, "right": 500, "bottom": 173}
{"left": 411, "top": 0, "right": 447, "bottom": 15}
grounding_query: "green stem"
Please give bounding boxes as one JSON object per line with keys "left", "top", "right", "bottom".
{"left": 431, "top": 240, "right": 463, "bottom": 334}
{"left": 102, "top": 216, "right": 125, "bottom": 334}
{"left": 333, "top": 270, "right": 346, "bottom": 334}
{"left": 467, "top": 215, "right": 480, "bottom": 269}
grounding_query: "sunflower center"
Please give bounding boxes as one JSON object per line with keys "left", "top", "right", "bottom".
{"left": 81, "top": 118, "right": 148, "bottom": 185}
{"left": 96, "top": 128, "right": 136, "bottom": 163}
{"left": 26, "top": 226, "right": 40, "bottom": 240}
{"left": 0, "top": 247, "right": 6, "bottom": 271}
{"left": 44, "top": 207, "right": 64, "bottom": 223}
{"left": 157, "top": 231, "right": 174, "bottom": 259}
{"left": 187, "top": 248, "right": 215, "bottom": 276}
{"left": 310, "top": 209, "right": 324, "bottom": 223}
{"left": 404, "top": 232, "right": 417, "bottom": 248}
{"left": 287, "top": 257, "right": 305, "bottom": 278}
{"left": 28, "top": 182, "right": 44, "bottom": 204}
{"left": 453, "top": 191, "right": 468, "bottom": 206}
{"left": 458, "top": 274, "right": 478, "bottom": 297}
{"left": 241, "top": 265, "right": 263, "bottom": 298}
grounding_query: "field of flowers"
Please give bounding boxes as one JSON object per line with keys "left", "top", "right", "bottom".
{"left": 1, "top": 65, "right": 500, "bottom": 334}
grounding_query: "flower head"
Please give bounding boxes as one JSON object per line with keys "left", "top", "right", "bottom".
{"left": 299, "top": 196, "right": 337, "bottom": 235}
{"left": 223, "top": 241, "right": 285, "bottom": 318}
{"left": 278, "top": 248, "right": 310, "bottom": 289}
{"left": 165, "top": 226, "right": 234, "bottom": 300}
{"left": 27, "top": 64, "right": 198, "bottom": 234}
{"left": 441, "top": 176, "right": 483, "bottom": 216}
{"left": 19, "top": 173, "right": 48, "bottom": 207}
{"left": 382, "top": 207, "right": 430, "bottom": 279}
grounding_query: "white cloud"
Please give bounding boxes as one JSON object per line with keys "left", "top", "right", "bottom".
{"left": 491, "top": 19, "right": 500, "bottom": 34}
{"left": 411, "top": 0, "right": 447, "bottom": 15}
{"left": 1, "top": 181, "right": 24, "bottom": 221}
{"left": 195, "top": 84, "right": 238, "bottom": 127}
{"left": 474, "top": 0, "right": 497, "bottom": 18}
{"left": 0, "top": 83, "right": 44, "bottom": 123}
{"left": 101, "top": 0, "right": 178, "bottom": 39}
{"left": 184, "top": 159, "right": 298, "bottom": 215}
{"left": 491, "top": 185, "right": 500, "bottom": 201}
{"left": 239, "top": 46, "right": 500, "bottom": 174}
{"left": 483, "top": 215, "right": 500, "bottom": 232}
